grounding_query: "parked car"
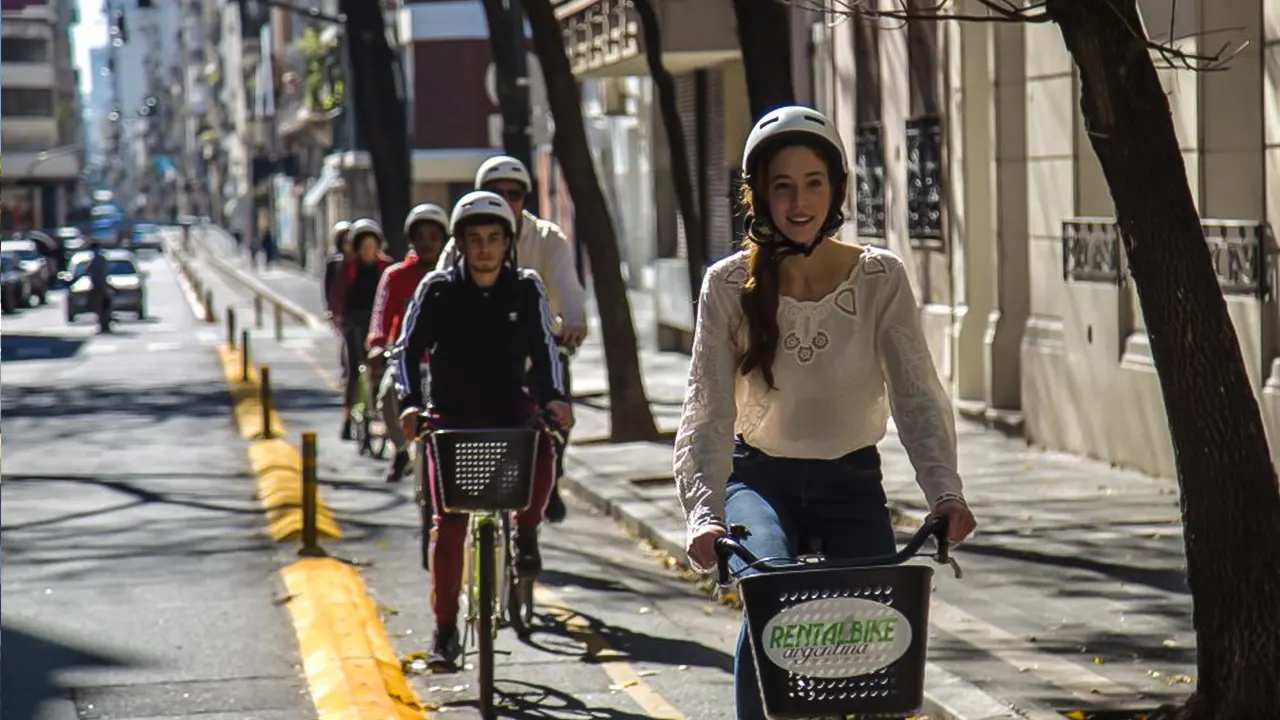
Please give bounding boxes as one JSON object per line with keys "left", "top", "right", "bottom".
{"left": 62, "top": 249, "right": 148, "bottom": 322}
{"left": 1, "top": 254, "right": 31, "bottom": 314}
{"left": 1, "top": 239, "right": 52, "bottom": 305}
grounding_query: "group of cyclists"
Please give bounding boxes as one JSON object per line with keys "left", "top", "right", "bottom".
{"left": 320, "top": 155, "right": 586, "bottom": 667}
{"left": 312, "top": 106, "right": 981, "bottom": 718}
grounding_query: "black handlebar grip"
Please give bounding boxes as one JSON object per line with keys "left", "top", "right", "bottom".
{"left": 932, "top": 515, "right": 950, "bottom": 564}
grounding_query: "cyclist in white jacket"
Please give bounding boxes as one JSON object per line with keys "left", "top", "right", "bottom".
{"left": 438, "top": 155, "right": 588, "bottom": 522}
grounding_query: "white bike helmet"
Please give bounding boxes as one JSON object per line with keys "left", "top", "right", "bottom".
{"left": 331, "top": 219, "right": 352, "bottom": 246}
{"left": 403, "top": 203, "right": 449, "bottom": 235}
{"left": 450, "top": 191, "right": 517, "bottom": 238}
{"left": 348, "top": 218, "right": 385, "bottom": 247}
{"left": 741, "top": 106, "right": 849, "bottom": 179}
{"left": 474, "top": 155, "right": 532, "bottom": 192}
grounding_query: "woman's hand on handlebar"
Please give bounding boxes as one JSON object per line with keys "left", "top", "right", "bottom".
{"left": 930, "top": 497, "right": 977, "bottom": 544}
{"left": 688, "top": 522, "right": 728, "bottom": 574}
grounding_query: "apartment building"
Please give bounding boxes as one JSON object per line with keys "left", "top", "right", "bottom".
{"left": 1, "top": 0, "right": 84, "bottom": 230}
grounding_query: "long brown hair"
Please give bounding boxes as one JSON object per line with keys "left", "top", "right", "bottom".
{"left": 737, "top": 136, "right": 846, "bottom": 390}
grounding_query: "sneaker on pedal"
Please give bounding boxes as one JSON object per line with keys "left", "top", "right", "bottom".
{"left": 513, "top": 529, "right": 542, "bottom": 577}
{"left": 428, "top": 623, "right": 462, "bottom": 671}
{"left": 385, "top": 450, "right": 408, "bottom": 483}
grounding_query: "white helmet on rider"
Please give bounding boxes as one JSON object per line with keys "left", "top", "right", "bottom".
{"left": 348, "top": 218, "right": 385, "bottom": 249}
{"left": 474, "top": 155, "right": 532, "bottom": 193}
{"left": 741, "top": 106, "right": 849, "bottom": 253}
{"left": 331, "top": 219, "right": 352, "bottom": 247}
{"left": 403, "top": 203, "right": 449, "bottom": 236}
{"left": 741, "top": 105, "right": 849, "bottom": 180}
{"left": 450, "top": 191, "right": 517, "bottom": 238}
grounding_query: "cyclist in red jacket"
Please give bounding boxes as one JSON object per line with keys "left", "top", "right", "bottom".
{"left": 367, "top": 204, "right": 449, "bottom": 482}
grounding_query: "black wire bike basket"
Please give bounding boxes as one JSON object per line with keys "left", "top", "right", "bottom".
{"left": 739, "top": 562, "right": 935, "bottom": 719}
{"left": 430, "top": 428, "right": 541, "bottom": 513}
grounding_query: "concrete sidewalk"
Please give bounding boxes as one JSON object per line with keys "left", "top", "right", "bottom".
{"left": 188, "top": 224, "right": 1197, "bottom": 719}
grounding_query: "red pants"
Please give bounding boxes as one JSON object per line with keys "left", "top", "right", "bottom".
{"left": 427, "top": 402, "right": 558, "bottom": 626}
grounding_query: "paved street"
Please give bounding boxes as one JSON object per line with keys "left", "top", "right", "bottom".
{"left": 183, "top": 225, "right": 1197, "bottom": 719}
{"left": 0, "top": 251, "right": 316, "bottom": 720}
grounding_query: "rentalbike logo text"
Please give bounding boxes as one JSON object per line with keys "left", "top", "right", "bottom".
{"left": 760, "top": 597, "right": 914, "bottom": 678}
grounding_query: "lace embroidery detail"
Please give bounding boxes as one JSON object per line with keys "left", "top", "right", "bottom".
{"left": 780, "top": 303, "right": 834, "bottom": 364}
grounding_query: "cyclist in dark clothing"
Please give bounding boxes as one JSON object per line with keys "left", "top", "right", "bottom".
{"left": 323, "top": 220, "right": 353, "bottom": 382}
{"left": 331, "top": 219, "right": 392, "bottom": 440}
{"left": 395, "top": 191, "right": 574, "bottom": 668}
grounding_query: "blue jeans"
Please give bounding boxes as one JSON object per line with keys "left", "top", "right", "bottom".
{"left": 724, "top": 439, "right": 897, "bottom": 720}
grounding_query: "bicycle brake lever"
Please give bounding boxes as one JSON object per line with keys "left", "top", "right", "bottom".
{"left": 944, "top": 555, "right": 963, "bottom": 580}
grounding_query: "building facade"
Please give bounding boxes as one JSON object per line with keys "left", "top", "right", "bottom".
{"left": 1, "top": 0, "right": 84, "bottom": 230}
{"left": 560, "top": 0, "right": 1280, "bottom": 477}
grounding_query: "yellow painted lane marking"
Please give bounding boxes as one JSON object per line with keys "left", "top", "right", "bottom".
{"left": 535, "top": 585, "right": 687, "bottom": 720}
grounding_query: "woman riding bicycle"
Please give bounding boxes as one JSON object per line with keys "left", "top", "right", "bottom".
{"left": 330, "top": 218, "right": 392, "bottom": 440}
{"left": 674, "top": 106, "right": 978, "bottom": 720}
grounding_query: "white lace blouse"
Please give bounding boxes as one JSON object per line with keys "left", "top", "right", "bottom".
{"left": 673, "top": 246, "right": 965, "bottom": 545}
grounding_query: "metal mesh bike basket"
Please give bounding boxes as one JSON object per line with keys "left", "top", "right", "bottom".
{"left": 430, "top": 428, "right": 540, "bottom": 513}
{"left": 739, "top": 562, "right": 935, "bottom": 719}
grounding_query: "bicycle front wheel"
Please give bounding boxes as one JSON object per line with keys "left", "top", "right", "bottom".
{"left": 476, "top": 520, "right": 496, "bottom": 719}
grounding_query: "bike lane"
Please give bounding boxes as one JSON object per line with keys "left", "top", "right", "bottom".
{"left": 184, "top": 228, "right": 748, "bottom": 718}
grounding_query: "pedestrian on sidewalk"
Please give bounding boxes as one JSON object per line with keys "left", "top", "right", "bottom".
{"left": 367, "top": 204, "right": 449, "bottom": 485}
{"left": 330, "top": 219, "right": 393, "bottom": 440}
{"left": 324, "top": 220, "right": 353, "bottom": 386}
{"left": 674, "top": 106, "right": 978, "bottom": 720}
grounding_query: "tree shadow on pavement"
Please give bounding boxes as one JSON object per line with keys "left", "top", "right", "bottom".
{"left": 0, "top": 334, "right": 88, "bottom": 362}
{"left": 1, "top": 380, "right": 334, "bottom": 425}
{"left": 0, "top": 623, "right": 140, "bottom": 720}
{"left": 433, "top": 679, "right": 665, "bottom": 719}
{"left": 526, "top": 605, "right": 734, "bottom": 673}
{"left": 957, "top": 541, "right": 1190, "bottom": 595}
{"left": 538, "top": 568, "right": 631, "bottom": 595}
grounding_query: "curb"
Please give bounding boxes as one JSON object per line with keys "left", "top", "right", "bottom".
{"left": 172, "top": 240, "right": 427, "bottom": 718}
{"left": 190, "top": 231, "right": 328, "bottom": 332}
{"left": 556, "top": 460, "right": 1026, "bottom": 720}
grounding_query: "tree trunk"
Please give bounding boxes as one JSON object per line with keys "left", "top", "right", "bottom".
{"left": 480, "top": 0, "right": 539, "bottom": 215}
{"left": 524, "top": 0, "right": 660, "bottom": 443}
{"left": 633, "top": 0, "right": 708, "bottom": 308}
{"left": 730, "top": 0, "right": 795, "bottom": 120}
{"left": 1046, "top": 2, "right": 1280, "bottom": 717}
{"left": 340, "top": 0, "right": 412, "bottom": 259}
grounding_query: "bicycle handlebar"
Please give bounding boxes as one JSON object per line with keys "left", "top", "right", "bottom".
{"left": 411, "top": 406, "right": 566, "bottom": 445}
{"left": 713, "top": 516, "right": 958, "bottom": 587}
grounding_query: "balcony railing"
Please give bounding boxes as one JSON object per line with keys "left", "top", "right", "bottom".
{"left": 854, "top": 123, "right": 886, "bottom": 240}
{"left": 906, "top": 116, "right": 943, "bottom": 248}
{"left": 1061, "top": 218, "right": 1122, "bottom": 284}
{"left": 1061, "top": 217, "right": 1275, "bottom": 298}
{"left": 557, "top": 0, "right": 639, "bottom": 75}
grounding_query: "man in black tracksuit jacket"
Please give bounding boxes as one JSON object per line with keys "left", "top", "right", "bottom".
{"left": 393, "top": 190, "right": 573, "bottom": 668}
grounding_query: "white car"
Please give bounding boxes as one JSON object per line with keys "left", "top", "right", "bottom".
{"left": 62, "top": 249, "right": 148, "bottom": 322}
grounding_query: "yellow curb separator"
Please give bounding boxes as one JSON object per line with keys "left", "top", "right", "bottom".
{"left": 214, "top": 322, "right": 425, "bottom": 717}
{"left": 217, "top": 344, "right": 341, "bottom": 542}
{"left": 282, "top": 558, "right": 429, "bottom": 719}
{"left": 248, "top": 440, "right": 343, "bottom": 542}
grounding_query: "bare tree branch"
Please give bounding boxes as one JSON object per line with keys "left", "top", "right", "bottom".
{"left": 781, "top": 0, "right": 1247, "bottom": 72}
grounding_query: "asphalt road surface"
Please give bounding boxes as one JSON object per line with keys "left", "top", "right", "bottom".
{"left": 0, "top": 251, "right": 316, "bottom": 720}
